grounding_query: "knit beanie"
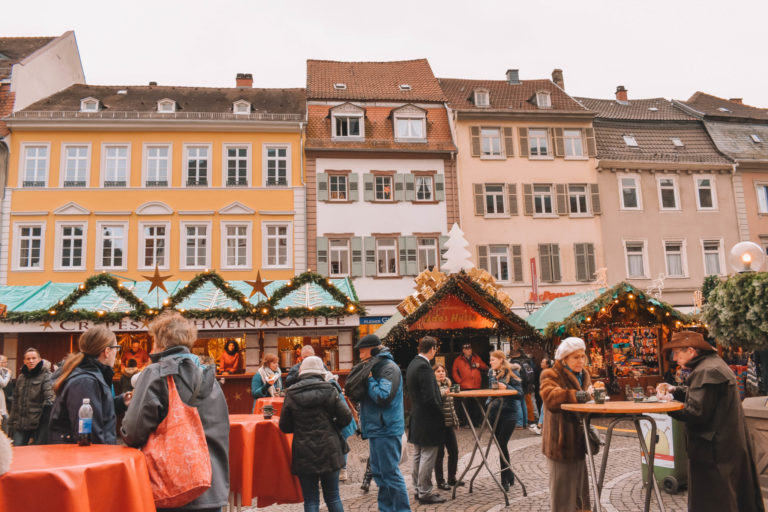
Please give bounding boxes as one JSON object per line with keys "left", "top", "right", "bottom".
{"left": 555, "top": 337, "right": 586, "bottom": 361}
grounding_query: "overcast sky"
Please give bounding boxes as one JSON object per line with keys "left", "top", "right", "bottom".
{"left": 4, "top": 0, "right": 768, "bottom": 106}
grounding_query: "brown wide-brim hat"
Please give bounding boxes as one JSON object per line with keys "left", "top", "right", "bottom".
{"left": 663, "top": 331, "right": 715, "bottom": 353}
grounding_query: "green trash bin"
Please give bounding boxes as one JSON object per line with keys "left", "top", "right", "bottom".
{"left": 639, "top": 412, "right": 688, "bottom": 494}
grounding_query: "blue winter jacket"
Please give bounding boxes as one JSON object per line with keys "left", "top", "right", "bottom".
{"left": 359, "top": 349, "right": 404, "bottom": 439}
{"left": 487, "top": 368, "right": 524, "bottom": 422}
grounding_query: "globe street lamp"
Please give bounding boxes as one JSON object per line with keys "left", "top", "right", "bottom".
{"left": 728, "top": 241, "right": 767, "bottom": 273}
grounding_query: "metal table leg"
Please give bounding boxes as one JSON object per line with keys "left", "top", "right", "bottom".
{"left": 633, "top": 415, "right": 666, "bottom": 512}
{"left": 581, "top": 415, "right": 602, "bottom": 512}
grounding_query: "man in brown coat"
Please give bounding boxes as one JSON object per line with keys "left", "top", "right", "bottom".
{"left": 658, "top": 331, "right": 764, "bottom": 512}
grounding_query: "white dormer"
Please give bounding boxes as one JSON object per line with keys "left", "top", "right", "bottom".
{"left": 474, "top": 89, "right": 490, "bottom": 107}
{"left": 392, "top": 104, "right": 427, "bottom": 141}
{"left": 80, "top": 97, "right": 100, "bottom": 112}
{"left": 233, "top": 100, "right": 251, "bottom": 115}
{"left": 157, "top": 98, "right": 176, "bottom": 113}
{"left": 535, "top": 91, "right": 552, "bottom": 109}
{"left": 330, "top": 103, "right": 365, "bottom": 140}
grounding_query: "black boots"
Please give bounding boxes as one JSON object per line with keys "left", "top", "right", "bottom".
{"left": 360, "top": 460, "right": 372, "bottom": 493}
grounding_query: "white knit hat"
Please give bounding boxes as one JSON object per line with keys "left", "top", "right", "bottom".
{"left": 299, "top": 356, "right": 326, "bottom": 376}
{"left": 555, "top": 337, "right": 586, "bottom": 361}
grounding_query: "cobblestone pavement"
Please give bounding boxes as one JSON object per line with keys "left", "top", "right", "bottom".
{"left": 244, "top": 425, "right": 690, "bottom": 511}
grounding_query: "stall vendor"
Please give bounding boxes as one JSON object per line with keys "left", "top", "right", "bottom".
{"left": 120, "top": 340, "right": 149, "bottom": 371}
{"left": 218, "top": 340, "right": 244, "bottom": 375}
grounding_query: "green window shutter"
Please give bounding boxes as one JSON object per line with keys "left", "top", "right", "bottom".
{"left": 363, "top": 173, "right": 374, "bottom": 202}
{"left": 350, "top": 237, "right": 363, "bottom": 277}
{"left": 404, "top": 173, "right": 415, "bottom": 201}
{"left": 439, "top": 235, "right": 449, "bottom": 268}
{"left": 478, "top": 245, "right": 489, "bottom": 271}
{"left": 585, "top": 128, "right": 597, "bottom": 157}
{"left": 574, "top": 243, "right": 587, "bottom": 282}
{"left": 518, "top": 128, "right": 529, "bottom": 158}
{"left": 364, "top": 236, "right": 376, "bottom": 276}
{"left": 503, "top": 127, "right": 514, "bottom": 157}
{"left": 553, "top": 128, "right": 565, "bottom": 157}
{"left": 470, "top": 126, "right": 481, "bottom": 157}
{"left": 586, "top": 243, "right": 596, "bottom": 281}
{"left": 317, "top": 172, "right": 328, "bottom": 201}
{"left": 511, "top": 244, "right": 523, "bottom": 282}
{"left": 406, "top": 236, "right": 418, "bottom": 275}
{"left": 316, "top": 236, "right": 329, "bottom": 276}
{"left": 398, "top": 236, "right": 408, "bottom": 274}
{"left": 590, "top": 183, "right": 601, "bottom": 215}
{"left": 394, "top": 173, "right": 405, "bottom": 202}
{"left": 551, "top": 244, "right": 562, "bottom": 282}
{"left": 556, "top": 184, "right": 568, "bottom": 215}
{"left": 473, "top": 184, "right": 485, "bottom": 215}
{"left": 539, "top": 244, "right": 552, "bottom": 283}
{"left": 507, "top": 183, "right": 518, "bottom": 215}
{"left": 523, "top": 184, "right": 534, "bottom": 216}
{"left": 348, "top": 173, "right": 359, "bottom": 202}
{"left": 435, "top": 174, "right": 445, "bottom": 201}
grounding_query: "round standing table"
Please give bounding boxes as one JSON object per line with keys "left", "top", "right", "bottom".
{"left": 561, "top": 400, "right": 685, "bottom": 512}
{"left": 252, "top": 396, "right": 285, "bottom": 415}
{"left": 447, "top": 389, "right": 526, "bottom": 506}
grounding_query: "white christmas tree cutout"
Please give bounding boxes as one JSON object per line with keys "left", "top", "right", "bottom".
{"left": 441, "top": 223, "right": 474, "bottom": 274}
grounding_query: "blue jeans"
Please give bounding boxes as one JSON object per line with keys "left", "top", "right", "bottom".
{"left": 12, "top": 429, "right": 35, "bottom": 446}
{"left": 297, "top": 471, "right": 343, "bottom": 512}
{"left": 514, "top": 399, "right": 526, "bottom": 427}
{"left": 368, "top": 436, "right": 410, "bottom": 512}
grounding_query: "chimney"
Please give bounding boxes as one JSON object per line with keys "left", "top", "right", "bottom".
{"left": 149, "top": 81, "right": 157, "bottom": 86}
{"left": 236, "top": 73, "right": 253, "bottom": 88}
{"left": 729, "top": 98, "right": 743, "bottom": 104}
{"left": 506, "top": 69, "right": 520, "bottom": 85}
{"left": 551, "top": 68, "right": 564, "bottom": 89}
{"left": 615, "top": 85, "right": 628, "bottom": 102}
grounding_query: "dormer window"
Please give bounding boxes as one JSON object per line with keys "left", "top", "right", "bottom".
{"left": 233, "top": 100, "right": 251, "bottom": 115}
{"left": 671, "top": 137, "right": 684, "bottom": 147}
{"left": 333, "top": 83, "right": 347, "bottom": 90}
{"left": 80, "top": 98, "right": 99, "bottom": 112}
{"left": 535, "top": 91, "right": 552, "bottom": 109}
{"left": 393, "top": 105, "right": 427, "bottom": 142}
{"left": 330, "top": 103, "right": 365, "bottom": 140}
{"left": 157, "top": 99, "right": 176, "bottom": 113}
{"left": 474, "top": 89, "right": 490, "bottom": 107}
{"left": 751, "top": 134, "right": 762, "bottom": 143}
{"left": 399, "top": 84, "right": 412, "bottom": 91}
{"left": 623, "top": 135, "right": 638, "bottom": 147}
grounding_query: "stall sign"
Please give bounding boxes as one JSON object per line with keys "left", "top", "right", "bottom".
{"left": 528, "top": 290, "right": 576, "bottom": 302}
{"left": 409, "top": 295, "right": 495, "bottom": 331}
{"left": 360, "top": 316, "right": 391, "bottom": 325}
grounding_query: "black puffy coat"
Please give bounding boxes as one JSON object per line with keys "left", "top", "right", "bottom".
{"left": 9, "top": 361, "right": 53, "bottom": 432}
{"left": 279, "top": 374, "right": 352, "bottom": 476}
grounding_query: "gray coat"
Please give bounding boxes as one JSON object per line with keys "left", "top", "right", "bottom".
{"left": 121, "top": 347, "right": 230, "bottom": 510}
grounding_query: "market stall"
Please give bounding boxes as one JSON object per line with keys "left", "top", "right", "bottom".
{"left": 544, "top": 282, "right": 691, "bottom": 398}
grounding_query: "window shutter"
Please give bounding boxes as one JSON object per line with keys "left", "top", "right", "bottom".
{"left": 435, "top": 174, "right": 445, "bottom": 201}
{"left": 523, "top": 184, "right": 534, "bottom": 216}
{"left": 478, "top": 245, "right": 489, "bottom": 271}
{"left": 348, "top": 173, "right": 359, "bottom": 201}
{"left": 439, "top": 235, "right": 449, "bottom": 268}
{"left": 394, "top": 173, "right": 405, "bottom": 201}
{"left": 586, "top": 243, "right": 596, "bottom": 281}
{"left": 518, "top": 128, "right": 529, "bottom": 157}
{"left": 398, "top": 236, "right": 408, "bottom": 274}
{"left": 350, "top": 237, "right": 363, "bottom": 277}
{"left": 553, "top": 128, "right": 565, "bottom": 157}
{"left": 363, "top": 173, "right": 374, "bottom": 201}
{"left": 538, "top": 244, "right": 552, "bottom": 282}
{"left": 551, "top": 244, "right": 562, "bottom": 282}
{"left": 316, "top": 236, "right": 329, "bottom": 276}
{"left": 556, "top": 184, "right": 568, "bottom": 215}
{"left": 406, "top": 236, "right": 418, "bottom": 275}
{"left": 590, "top": 183, "right": 601, "bottom": 214}
{"left": 317, "top": 172, "right": 328, "bottom": 201}
{"left": 364, "top": 236, "right": 376, "bottom": 276}
{"left": 473, "top": 184, "right": 485, "bottom": 215}
{"left": 574, "top": 243, "right": 587, "bottom": 282}
{"left": 585, "top": 128, "right": 597, "bottom": 157}
{"left": 404, "top": 173, "right": 415, "bottom": 201}
{"left": 470, "top": 126, "right": 481, "bottom": 157}
{"left": 511, "top": 244, "right": 523, "bottom": 282}
{"left": 507, "top": 183, "right": 518, "bottom": 215}
{"left": 503, "top": 127, "right": 514, "bottom": 157}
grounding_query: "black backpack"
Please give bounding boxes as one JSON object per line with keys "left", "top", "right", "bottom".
{"left": 518, "top": 358, "right": 536, "bottom": 393}
{"left": 344, "top": 356, "right": 381, "bottom": 403}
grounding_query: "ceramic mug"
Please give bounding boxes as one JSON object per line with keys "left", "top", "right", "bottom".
{"left": 594, "top": 388, "right": 606, "bottom": 404}
{"left": 263, "top": 404, "right": 274, "bottom": 419}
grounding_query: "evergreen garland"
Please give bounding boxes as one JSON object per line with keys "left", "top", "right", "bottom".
{"left": 702, "top": 271, "right": 768, "bottom": 350}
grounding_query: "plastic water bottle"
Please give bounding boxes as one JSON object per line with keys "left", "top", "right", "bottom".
{"left": 78, "top": 398, "right": 93, "bottom": 446}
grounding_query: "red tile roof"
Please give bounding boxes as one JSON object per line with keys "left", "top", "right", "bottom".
{"left": 306, "top": 59, "right": 445, "bottom": 102}
{"left": 0, "top": 36, "right": 55, "bottom": 79}
{"left": 0, "top": 85, "right": 14, "bottom": 136}
{"left": 439, "top": 78, "right": 589, "bottom": 113}
{"left": 681, "top": 92, "right": 768, "bottom": 122}
{"left": 575, "top": 97, "right": 694, "bottom": 121}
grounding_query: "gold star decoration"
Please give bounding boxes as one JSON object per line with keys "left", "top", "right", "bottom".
{"left": 141, "top": 318, "right": 152, "bottom": 329}
{"left": 40, "top": 320, "right": 53, "bottom": 331}
{"left": 245, "top": 271, "right": 272, "bottom": 299}
{"left": 234, "top": 392, "right": 243, "bottom": 401}
{"left": 142, "top": 264, "right": 173, "bottom": 294}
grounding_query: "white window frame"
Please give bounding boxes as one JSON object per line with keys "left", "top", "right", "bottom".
{"left": 489, "top": 245, "right": 510, "bottom": 282}
{"left": 233, "top": 100, "right": 251, "bottom": 115}
{"left": 142, "top": 143, "right": 172, "bottom": 187}
{"left": 54, "top": 221, "right": 88, "bottom": 271}
{"left": 375, "top": 175, "right": 394, "bottom": 202}
{"left": 222, "top": 143, "right": 251, "bottom": 187}
{"left": 180, "top": 221, "right": 212, "bottom": 270}
{"left": 657, "top": 176, "right": 680, "bottom": 211}
{"left": 220, "top": 221, "right": 252, "bottom": 270}
{"left": 60, "top": 143, "right": 91, "bottom": 187}
{"left": 328, "top": 174, "right": 348, "bottom": 201}
{"left": 484, "top": 184, "right": 506, "bottom": 217}
{"left": 417, "top": 237, "right": 439, "bottom": 272}
{"left": 568, "top": 184, "right": 590, "bottom": 216}
{"left": 701, "top": 238, "right": 726, "bottom": 277}
{"left": 619, "top": 174, "right": 643, "bottom": 210}
{"left": 157, "top": 99, "right": 176, "bottom": 113}
{"left": 329, "top": 238, "right": 351, "bottom": 277}
{"left": 183, "top": 144, "right": 212, "bottom": 188}
{"left": 535, "top": 91, "right": 551, "bottom": 109}
{"left": 96, "top": 221, "right": 128, "bottom": 271}
{"left": 80, "top": 98, "right": 99, "bottom": 112}
{"left": 100, "top": 143, "right": 131, "bottom": 187}
{"left": 12, "top": 222, "right": 46, "bottom": 272}
{"left": 695, "top": 176, "right": 717, "bottom": 210}
{"left": 480, "top": 128, "right": 503, "bottom": 159}
{"left": 474, "top": 89, "right": 489, "bottom": 107}
{"left": 375, "top": 238, "right": 398, "bottom": 276}
{"left": 262, "top": 222, "right": 292, "bottom": 269}
{"left": 331, "top": 113, "right": 364, "bottom": 140}
{"left": 528, "top": 128, "right": 551, "bottom": 159}
{"left": 19, "top": 142, "right": 51, "bottom": 187}
{"left": 138, "top": 222, "right": 171, "bottom": 270}
{"left": 394, "top": 116, "right": 426, "bottom": 141}
{"left": 662, "top": 239, "right": 688, "bottom": 278}
{"left": 623, "top": 240, "right": 649, "bottom": 279}
{"left": 414, "top": 175, "right": 434, "bottom": 202}
{"left": 533, "top": 184, "right": 555, "bottom": 216}
{"left": 262, "top": 144, "right": 291, "bottom": 187}
{"left": 563, "top": 129, "right": 586, "bottom": 159}
{"left": 755, "top": 182, "right": 768, "bottom": 214}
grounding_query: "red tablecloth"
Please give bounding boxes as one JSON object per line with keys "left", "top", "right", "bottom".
{"left": 0, "top": 444, "right": 155, "bottom": 512}
{"left": 253, "top": 396, "right": 285, "bottom": 415}
{"left": 229, "top": 414, "right": 302, "bottom": 508}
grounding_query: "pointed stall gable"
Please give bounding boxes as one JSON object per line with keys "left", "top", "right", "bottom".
{"left": 169, "top": 271, "right": 253, "bottom": 315}
{"left": 54, "top": 202, "right": 90, "bottom": 215}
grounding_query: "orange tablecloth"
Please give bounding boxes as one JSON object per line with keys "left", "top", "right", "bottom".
{"left": 229, "top": 414, "right": 302, "bottom": 508}
{"left": 0, "top": 444, "right": 155, "bottom": 512}
{"left": 253, "top": 396, "right": 285, "bottom": 415}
